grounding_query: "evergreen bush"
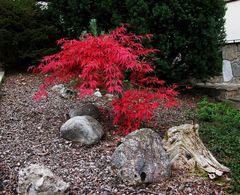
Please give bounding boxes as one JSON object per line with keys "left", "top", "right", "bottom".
{"left": 48, "top": 0, "right": 226, "bottom": 82}
{"left": 0, "top": 0, "right": 59, "bottom": 70}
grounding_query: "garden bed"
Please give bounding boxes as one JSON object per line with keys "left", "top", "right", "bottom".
{"left": 0, "top": 73, "right": 226, "bottom": 194}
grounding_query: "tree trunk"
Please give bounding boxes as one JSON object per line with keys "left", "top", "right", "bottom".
{"left": 162, "top": 124, "right": 230, "bottom": 179}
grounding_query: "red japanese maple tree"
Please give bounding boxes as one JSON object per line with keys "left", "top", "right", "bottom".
{"left": 33, "top": 25, "right": 178, "bottom": 135}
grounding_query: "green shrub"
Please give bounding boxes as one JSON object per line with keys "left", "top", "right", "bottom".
{"left": 197, "top": 99, "right": 240, "bottom": 193}
{"left": 47, "top": 0, "right": 112, "bottom": 38}
{"left": 0, "top": 0, "right": 59, "bottom": 70}
{"left": 48, "top": 0, "right": 226, "bottom": 82}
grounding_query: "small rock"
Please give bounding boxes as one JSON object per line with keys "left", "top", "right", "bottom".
{"left": 111, "top": 128, "right": 171, "bottom": 185}
{"left": 60, "top": 88, "right": 76, "bottom": 99}
{"left": 51, "top": 84, "right": 76, "bottom": 99}
{"left": 69, "top": 103, "right": 101, "bottom": 119}
{"left": 60, "top": 116, "right": 104, "bottom": 145}
{"left": 18, "top": 164, "right": 69, "bottom": 195}
{"left": 105, "top": 94, "right": 115, "bottom": 101}
{"left": 93, "top": 88, "right": 102, "bottom": 97}
{"left": 51, "top": 84, "right": 65, "bottom": 93}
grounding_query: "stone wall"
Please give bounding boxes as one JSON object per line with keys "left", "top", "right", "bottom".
{"left": 222, "top": 42, "right": 240, "bottom": 83}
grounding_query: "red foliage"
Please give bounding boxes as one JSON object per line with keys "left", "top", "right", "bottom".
{"left": 33, "top": 24, "right": 178, "bottom": 135}
{"left": 112, "top": 87, "right": 178, "bottom": 135}
{"left": 33, "top": 24, "right": 157, "bottom": 97}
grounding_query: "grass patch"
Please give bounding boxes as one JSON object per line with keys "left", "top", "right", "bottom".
{"left": 196, "top": 98, "right": 240, "bottom": 193}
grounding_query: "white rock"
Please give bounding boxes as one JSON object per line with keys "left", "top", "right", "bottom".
{"left": 51, "top": 84, "right": 65, "bottom": 93}
{"left": 105, "top": 93, "right": 116, "bottom": 101}
{"left": 223, "top": 60, "right": 233, "bottom": 82}
{"left": 105, "top": 94, "right": 114, "bottom": 98}
{"left": 93, "top": 88, "right": 102, "bottom": 97}
{"left": 51, "top": 84, "right": 76, "bottom": 98}
{"left": 18, "top": 164, "right": 69, "bottom": 195}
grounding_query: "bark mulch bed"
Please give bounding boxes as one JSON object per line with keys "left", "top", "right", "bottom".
{"left": 0, "top": 73, "right": 225, "bottom": 194}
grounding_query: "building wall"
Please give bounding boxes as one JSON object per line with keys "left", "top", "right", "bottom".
{"left": 219, "top": 0, "right": 240, "bottom": 83}
{"left": 225, "top": 0, "right": 240, "bottom": 42}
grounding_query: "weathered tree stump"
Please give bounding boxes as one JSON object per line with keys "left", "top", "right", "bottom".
{"left": 162, "top": 124, "right": 230, "bottom": 179}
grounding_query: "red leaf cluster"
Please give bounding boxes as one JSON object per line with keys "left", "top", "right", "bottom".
{"left": 112, "top": 87, "right": 178, "bottom": 135}
{"left": 34, "top": 24, "right": 157, "bottom": 97}
{"left": 33, "top": 25, "right": 178, "bottom": 135}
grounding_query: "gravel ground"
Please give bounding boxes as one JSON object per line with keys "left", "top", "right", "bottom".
{"left": 0, "top": 73, "right": 225, "bottom": 194}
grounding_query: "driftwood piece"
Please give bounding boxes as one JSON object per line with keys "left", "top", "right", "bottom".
{"left": 162, "top": 124, "right": 230, "bottom": 179}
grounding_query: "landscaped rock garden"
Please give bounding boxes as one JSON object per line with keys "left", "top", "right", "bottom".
{"left": 0, "top": 73, "right": 228, "bottom": 194}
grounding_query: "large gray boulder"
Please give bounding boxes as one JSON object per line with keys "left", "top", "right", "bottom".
{"left": 111, "top": 128, "right": 171, "bottom": 185}
{"left": 69, "top": 103, "right": 100, "bottom": 119}
{"left": 18, "top": 164, "right": 69, "bottom": 195}
{"left": 60, "top": 116, "right": 104, "bottom": 145}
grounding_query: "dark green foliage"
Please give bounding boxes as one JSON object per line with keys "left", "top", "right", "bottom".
{"left": 197, "top": 99, "right": 240, "bottom": 193}
{"left": 122, "top": 0, "right": 226, "bottom": 81}
{"left": 0, "top": 0, "right": 59, "bottom": 70}
{"left": 48, "top": 0, "right": 226, "bottom": 82}
{"left": 47, "top": 0, "right": 112, "bottom": 38}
